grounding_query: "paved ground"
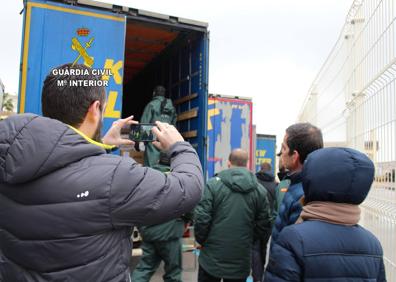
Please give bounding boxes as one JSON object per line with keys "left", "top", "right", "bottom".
{"left": 130, "top": 251, "right": 198, "bottom": 282}
{"left": 130, "top": 236, "right": 258, "bottom": 282}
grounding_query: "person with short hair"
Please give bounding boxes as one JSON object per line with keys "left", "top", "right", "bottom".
{"left": 265, "top": 148, "right": 386, "bottom": 281}
{"left": 256, "top": 162, "right": 277, "bottom": 211}
{"left": 271, "top": 122, "right": 323, "bottom": 245}
{"left": 251, "top": 162, "right": 277, "bottom": 282}
{"left": 0, "top": 63, "right": 203, "bottom": 282}
{"left": 194, "top": 149, "right": 272, "bottom": 282}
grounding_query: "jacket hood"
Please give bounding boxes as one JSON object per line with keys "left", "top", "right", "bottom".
{"left": 256, "top": 170, "right": 275, "bottom": 182}
{"left": 0, "top": 114, "right": 105, "bottom": 184}
{"left": 217, "top": 167, "right": 258, "bottom": 193}
{"left": 302, "top": 147, "right": 374, "bottom": 204}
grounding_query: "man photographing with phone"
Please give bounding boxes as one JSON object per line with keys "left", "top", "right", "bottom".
{"left": 0, "top": 63, "right": 203, "bottom": 282}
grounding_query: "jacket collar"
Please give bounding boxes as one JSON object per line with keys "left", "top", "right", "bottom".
{"left": 256, "top": 171, "right": 275, "bottom": 182}
{"left": 286, "top": 171, "right": 302, "bottom": 185}
{"left": 68, "top": 126, "right": 115, "bottom": 151}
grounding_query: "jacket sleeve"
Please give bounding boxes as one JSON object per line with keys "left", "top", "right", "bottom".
{"left": 265, "top": 226, "right": 303, "bottom": 281}
{"left": 109, "top": 141, "right": 204, "bottom": 227}
{"left": 287, "top": 201, "right": 302, "bottom": 229}
{"left": 254, "top": 185, "right": 273, "bottom": 243}
{"left": 140, "top": 103, "right": 153, "bottom": 124}
{"left": 193, "top": 181, "right": 215, "bottom": 244}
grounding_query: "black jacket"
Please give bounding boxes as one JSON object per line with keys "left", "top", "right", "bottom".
{"left": 255, "top": 171, "right": 277, "bottom": 213}
{"left": 0, "top": 114, "right": 203, "bottom": 282}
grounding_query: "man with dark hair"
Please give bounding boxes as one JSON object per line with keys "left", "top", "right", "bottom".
{"left": 41, "top": 64, "right": 106, "bottom": 141}
{"left": 140, "top": 85, "right": 177, "bottom": 167}
{"left": 271, "top": 122, "right": 323, "bottom": 245}
{"left": 251, "top": 162, "right": 277, "bottom": 282}
{"left": 194, "top": 149, "right": 272, "bottom": 282}
{"left": 0, "top": 64, "right": 203, "bottom": 282}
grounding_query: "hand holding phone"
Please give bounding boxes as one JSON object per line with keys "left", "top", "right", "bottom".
{"left": 129, "top": 124, "right": 156, "bottom": 142}
{"left": 102, "top": 115, "right": 137, "bottom": 146}
{"left": 152, "top": 121, "right": 184, "bottom": 151}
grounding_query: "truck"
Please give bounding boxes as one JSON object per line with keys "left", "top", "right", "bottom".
{"left": 18, "top": 0, "right": 209, "bottom": 175}
{"left": 207, "top": 94, "right": 253, "bottom": 178}
{"left": 253, "top": 132, "right": 276, "bottom": 175}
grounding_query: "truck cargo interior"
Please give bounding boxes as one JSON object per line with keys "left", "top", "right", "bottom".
{"left": 122, "top": 18, "right": 206, "bottom": 145}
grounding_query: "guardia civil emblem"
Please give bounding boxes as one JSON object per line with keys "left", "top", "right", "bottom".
{"left": 72, "top": 27, "right": 94, "bottom": 67}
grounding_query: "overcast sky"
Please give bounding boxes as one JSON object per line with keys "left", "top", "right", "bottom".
{"left": 0, "top": 0, "right": 354, "bottom": 146}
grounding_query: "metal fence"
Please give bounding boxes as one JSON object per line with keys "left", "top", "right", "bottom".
{"left": 298, "top": 0, "right": 396, "bottom": 279}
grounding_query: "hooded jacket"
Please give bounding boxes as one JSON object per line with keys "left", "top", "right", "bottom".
{"left": 194, "top": 167, "right": 272, "bottom": 279}
{"left": 265, "top": 148, "right": 386, "bottom": 282}
{"left": 0, "top": 114, "right": 203, "bottom": 282}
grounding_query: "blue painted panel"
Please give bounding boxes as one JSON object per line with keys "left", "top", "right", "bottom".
{"left": 21, "top": 0, "right": 125, "bottom": 135}
{"left": 255, "top": 135, "right": 276, "bottom": 174}
{"left": 207, "top": 97, "right": 252, "bottom": 178}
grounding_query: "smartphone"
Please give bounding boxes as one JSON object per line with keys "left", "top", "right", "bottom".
{"left": 129, "top": 124, "right": 156, "bottom": 142}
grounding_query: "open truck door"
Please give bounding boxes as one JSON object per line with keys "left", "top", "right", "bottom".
{"left": 19, "top": 0, "right": 126, "bottom": 133}
{"left": 19, "top": 0, "right": 209, "bottom": 176}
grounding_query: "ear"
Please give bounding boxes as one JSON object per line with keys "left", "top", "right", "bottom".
{"left": 292, "top": 150, "right": 301, "bottom": 166}
{"left": 87, "top": 100, "right": 101, "bottom": 121}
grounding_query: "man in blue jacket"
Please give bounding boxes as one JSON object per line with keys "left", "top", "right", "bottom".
{"left": 271, "top": 123, "right": 323, "bottom": 245}
{"left": 265, "top": 148, "right": 386, "bottom": 281}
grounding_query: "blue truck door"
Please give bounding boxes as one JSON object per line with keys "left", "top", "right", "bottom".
{"left": 190, "top": 33, "right": 209, "bottom": 178}
{"left": 19, "top": 0, "right": 126, "bottom": 133}
{"left": 172, "top": 33, "right": 208, "bottom": 178}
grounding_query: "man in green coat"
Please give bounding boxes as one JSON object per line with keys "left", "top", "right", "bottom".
{"left": 140, "top": 85, "right": 177, "bottom": 167}
{"left": 131, "top": 161, "right": 187, "bottom": 282}
{"left": 194, "top": 149, "right": 273, "bottom": 282}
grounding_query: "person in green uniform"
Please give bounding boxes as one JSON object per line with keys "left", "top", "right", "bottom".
{"left": 273, "top": 152, "right": 290, "bottom": 214}
{"left": 140, "top": 86, "right": 177, "bottom": 167}
{"left": 131, "top": 154, "right": 188, "bottom": 282}
{"left": 194, "top": 149, "right": 273, "bottom": 282}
